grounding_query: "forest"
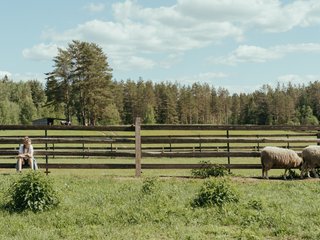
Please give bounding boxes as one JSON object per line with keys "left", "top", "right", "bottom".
{"left": 1, "top": 40, "right": 320, "bottom": 126}
{"left": 2, "top": 75, "right": 320, "bottom": 126}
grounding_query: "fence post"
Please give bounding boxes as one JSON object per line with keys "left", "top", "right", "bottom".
{"left": 135, "top": 117, "right": 142, "bottom": 177}
{"left": 82, "top": 136, "right": 85, "bottom": 159}
{"left": 226, "top": 130, "right": 230, "bottom": 173}
{"left": 45, "top": 129, "right": 49, "bottom": 175}
{"left": 317, "top": 130, "right": 320, "bottom": 146}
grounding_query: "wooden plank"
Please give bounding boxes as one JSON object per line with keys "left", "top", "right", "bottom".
{"left": 141, "top": 124, "right": 320, "bottom": 131}
{"left": 0, "top": 163, "right": 302, "bottom": 170}
{"left": 141, "top": 137, "right": 318, "bottom": 144}
{"left": 135, "top": 117, "right": 142, "bottom": 177}
{"left": 0, "top": 163, "right": 285, "bottom": 170}
{"left": 1, "top": 133, "right": 316, "bottom": 139}
{"left": 141, "top": 133, "right": 317, "bottom": 138}
{"left": 0, "top": 125, "right": 135, "bottom": 131}
{"left": 139, "top": 163, "right": 263, "bottom": 169}
{"left": 0, "top": 163, "right": 16, "bottom": 168}
{"left": 1, "top": 124, "right": 319, "bottom": 131}
{"left": 0, "top": 150, "right": 135, "bottom": 157}
{"left": 0, "top": 137, "right": 134, "bottom": 144}
{"left": 0, "top": 144, "right": 310, "bottom": 151}
{"left": 142, "top": 151, "right": 261, "bottom": 158}
{"left": 1, "top": 150, "right": 304, "bottom": 158}
{"left": 38, "top": 163, "right": 135, "bottom": 169}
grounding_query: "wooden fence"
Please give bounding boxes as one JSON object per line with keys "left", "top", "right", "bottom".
{"left": 1, "top": 117, "right": 320, "bottom": 176}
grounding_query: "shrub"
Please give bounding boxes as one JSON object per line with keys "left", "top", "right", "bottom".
{"left": 192, "top": 178, "right": 239, "bottom": 208}
{"left": 141, "top": 177, "right": 158, "bottom": 195}
{"left": 5, "top": 171, "right": 59, "bottom": 212}
{"left": 191, "top": 161, "right": 229, "bottom": 178}
{"left": 247, "top": 199, "right": 263, "bottom": 211}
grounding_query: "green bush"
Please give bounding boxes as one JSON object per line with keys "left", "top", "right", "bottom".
{"left": 5, "top": 171, "right": 59, "bottom": 212}
{"left": 141, "top": 177, "right": 158, "bottom": 195}
{"left": 191, "top": 161, "right": 229, "bottom": 178}
{"left": 192, "top": 178, "right": 239, "bottom": 208}
{"left": 247, "top": 199, "right": 263, "bottom": 211}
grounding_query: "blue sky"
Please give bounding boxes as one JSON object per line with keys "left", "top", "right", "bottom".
{"left": 1, "top": 0, "right": 320, "bottom": 93}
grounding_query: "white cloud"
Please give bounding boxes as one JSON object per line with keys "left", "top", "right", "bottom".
{"left": 0, "top": 71, "right": 12, "bottom": 78}
{"left": 23, "top": 0, "right": 320, "bottom": 72}
{"left": 213, "top": 45, "right": 281, "bottom": 65}
{"left": 84, "top": 3, "right": 105, "bottom": 12}
{"left": 226, "top": 84, "right": 263, "bottom": 94}
{"left": 22, "top": 43, "right": 59, "bottom": 61}
{"left": 12, "top": 72, "right": 45, "bottom": 82}
{"left": 177, "top": 0, "right": 320, "bottom": 32}
{"left": 167, "top": 72, "right": 228, "bottom": 84}
{"left": 212, "top": 43, "right": 320, "bottom": 65}
{"left": 0, "top": 71, "right": 45, "bottom": 82}
{"left": 38, "top": 0, "right": 243, "bottom": 71}
{"left": 177, "top": 0, "right": 265, "bottom": 22}
{"left": 277, "top": 74, "right": 320, "bottom": 85}
{"left": 112, "top": 55, "right": 156, "bottom": 71}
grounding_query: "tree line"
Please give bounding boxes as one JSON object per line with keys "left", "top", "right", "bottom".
{"left": 1, "top": 75, "right": 320, "bottom": 126}
{"left": 1, "top": 40, "right": 319, "bottom": 126}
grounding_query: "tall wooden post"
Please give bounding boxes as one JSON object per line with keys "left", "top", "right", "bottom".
{"left": 227, "top": 130, "right": 230, "bottom": 173}
{"left": 135, "top": 117, "right": 142, "bottom": 177}
{"left": 45, "top": 129, "right": 49, "bottom": 175}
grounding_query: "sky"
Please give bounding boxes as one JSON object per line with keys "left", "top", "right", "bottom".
{"left": 1, "top": 0, "right": 320, "bottom": 94}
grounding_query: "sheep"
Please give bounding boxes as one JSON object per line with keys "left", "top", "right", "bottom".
{"left": 301, "top": 145, "right": 320, "bottom": 178}
{"left": 60, "top": 120, "right": 71, "bottom": 125}
{"left": 261, "top": 146, "right": 302, "bottom": 179}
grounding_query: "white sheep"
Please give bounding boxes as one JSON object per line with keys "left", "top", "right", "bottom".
{"left": 301, "top": 145, "right": 320, "bottom": 178}
{"left": 261, "top": 146, "right": 302, "bottom": 179}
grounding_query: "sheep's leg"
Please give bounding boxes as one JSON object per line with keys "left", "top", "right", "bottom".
{"left": 283, "top": 169, "right": 287, "bottom": 180}
{"left": 312, "top": 169, "right": 319, "bottom": 178}
{"left": 300, "top": 169, "right": 305, "bottom": 179}
{"left": 307, "top": 168, "right": 311, "bottom": 178}
{"left": 303, "top": 166, "right": 311, "bottom": 178}
{"left": 262, "top": 168, "right": 265, "bottom": 179}
{"left": 265, "top": 170, "right": 269, "bottom": 179}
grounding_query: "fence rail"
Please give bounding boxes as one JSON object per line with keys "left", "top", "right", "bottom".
{"left": 0, "top": 119, "right": 319, "bottom": 176}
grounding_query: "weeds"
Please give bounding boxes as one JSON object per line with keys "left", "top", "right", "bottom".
{"left": 141, "top": 177, "right": 158, "bottom": 195}
{"left": 4, "top": 171, "right": 59, "bottom": 212}
{"left": 192, "top": 178, "right": 239, "bottom": 208}
{"left": 191, "top": 161, "right": 229, "bottom": 178}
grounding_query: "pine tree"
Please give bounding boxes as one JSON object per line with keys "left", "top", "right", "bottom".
{"left": 46, "top": 40, "right": 113, "bottom": 125}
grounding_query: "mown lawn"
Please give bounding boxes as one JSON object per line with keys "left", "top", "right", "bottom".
{"left": 0, "top": 171, "right": 320, "bottom": 240}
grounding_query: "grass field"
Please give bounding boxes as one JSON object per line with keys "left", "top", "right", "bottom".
{"left": 0, "top": 172, "right": 320, "bottom": 240}
{"left": 1, "top": 129, "right": 319, "bottom": 239}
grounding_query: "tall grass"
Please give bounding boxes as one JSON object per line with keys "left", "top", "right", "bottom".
{"left": 0, "top": 174, "right": 320, "bottom": 239}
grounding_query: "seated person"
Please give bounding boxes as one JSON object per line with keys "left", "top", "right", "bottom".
{"left": 17, "top": 136, "right": 34, "bottom": 172}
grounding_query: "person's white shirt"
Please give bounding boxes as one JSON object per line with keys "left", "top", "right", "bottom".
{"left": 18, "top": 144, "right": 34, "bottom": 157}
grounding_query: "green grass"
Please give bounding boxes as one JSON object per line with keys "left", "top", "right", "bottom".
{"left": 0, "top": 129, "right": 318, "bottom": 238}
{"left": 0, "top": 173, "right": 319, "bottom": 239}
{"left": 0, "top": 154, "right": 284, "bottom": 179}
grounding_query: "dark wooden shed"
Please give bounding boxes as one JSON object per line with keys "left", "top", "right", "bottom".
{"left": 32, "top": 118, "right": 67, "bottom": 126}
